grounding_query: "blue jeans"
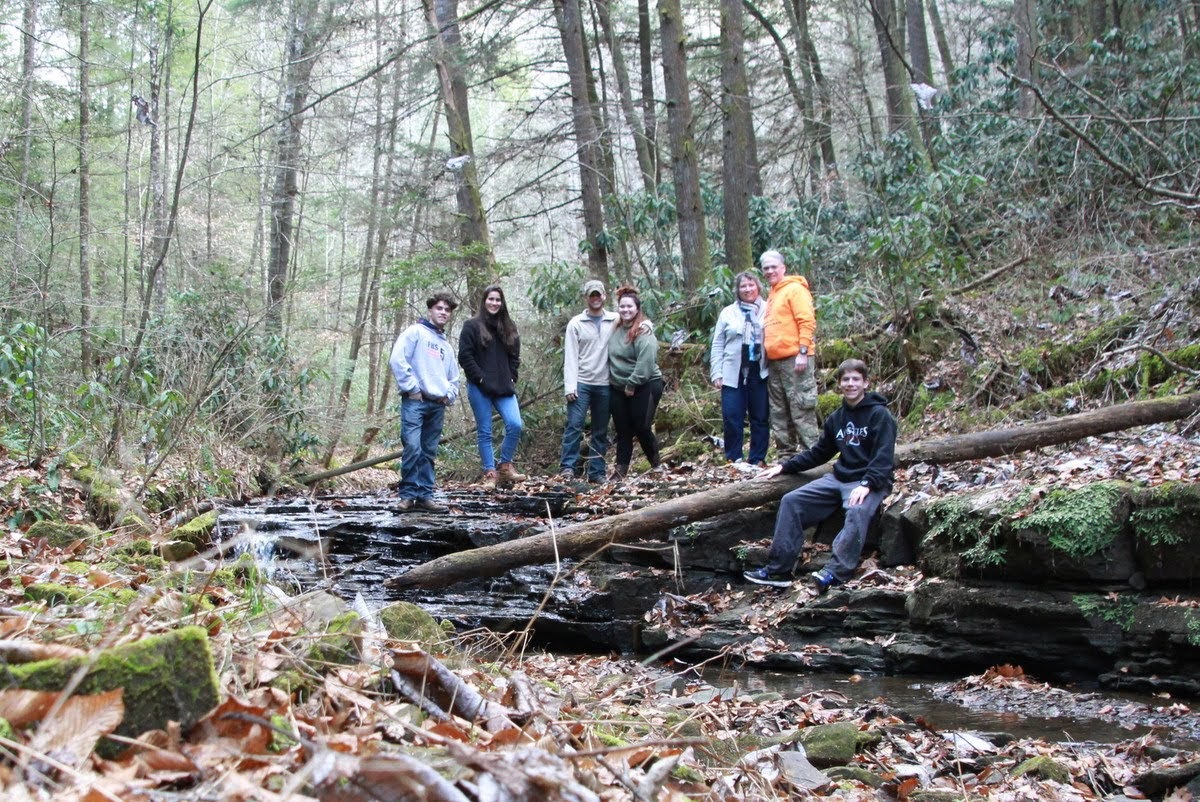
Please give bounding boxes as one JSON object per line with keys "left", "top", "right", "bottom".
{"left": 466, "top": 383, "right": 523, "bottom": 471}
{"left": 765, "top": 473, "right": 886, "bottom": 582}
{"left": 721, "top": 368, "right": 769, "bottom": 463}
{"left": 398, "top": 397, "right": 446, "bottom": 500}
{"left": 559, "top": 382, "right": 610, "bottom": 481}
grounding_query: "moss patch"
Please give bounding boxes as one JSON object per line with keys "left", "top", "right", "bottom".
{"left": 24, "top": 520, "right": 102, "bottom": 548}
{"left": 6, "top": 626, "right": 220, "bottom": 756}
{"left": 1012, "top": 755, "right": 1070, "bottom": 783}
{"left": 380, "top": 602, "right": 451, "bottom": 650}
{"left": 167, "top": 510, "right": 219, "bottom": 549}
{"left": 1023, "top": 482, "right": 1127, "bottom": 559}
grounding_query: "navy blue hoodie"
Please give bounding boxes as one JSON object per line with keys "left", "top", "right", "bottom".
{"left": 780, "top": 391, "right": 897, "bottom": 491}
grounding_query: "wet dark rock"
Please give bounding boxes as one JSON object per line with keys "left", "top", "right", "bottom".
{"left": 217, "top": 479, "right": 1200, "bottom": 702}
{"left": 1130, "top": 758, "right": 1200, "bottom": 796}
{"left": 778, "top": 750, "right": 831, "bottom": 791}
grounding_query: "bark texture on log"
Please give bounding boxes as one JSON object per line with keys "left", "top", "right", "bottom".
{"left": 386, "top": 394, "right": 1200, "bottom": 590}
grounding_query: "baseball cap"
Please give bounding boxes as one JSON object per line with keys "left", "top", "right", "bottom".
{"left": 582, "top": 279, "right": 606, "bottom": 296}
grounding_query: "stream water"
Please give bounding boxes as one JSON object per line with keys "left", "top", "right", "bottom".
{"left": 216, "top": 491, "right": 1200, "bottom": 748}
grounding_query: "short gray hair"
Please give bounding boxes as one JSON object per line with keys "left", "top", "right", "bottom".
{"left": 759, "top": 249, "right": 785, "bottom": 268}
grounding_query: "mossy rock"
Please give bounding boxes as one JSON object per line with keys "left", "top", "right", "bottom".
{"left": 1012, "top": 755, "right": 1070, "bottom": 783}
{"left": 24, "top": 582, "right": 88, "bottom": 606}
{"left": 1018, "top": 313, "right": 1139, "bottom": 383}
{"left": 827, "top": 766, "right": 885, "bottom": 788}
{"left": 167, "top": 510, "right": 219, "bottom": 549}
{"left": 909, "top": 792, "right": 970, "bottom": 802}
{"left": 305, "top": 611, "right": 363, "bottom": 668}
{"left": 25, "top": 520, "right": 102, "bottom": 548}
{"left": 1129, "top": 482, "right": 1200, "bottom": 583}
{"left": 6, "top": 626, "right": 220, "bottom": 757}
{"left": 159, "top": 540, "right": 199, "bottom": 562}
{"left": 817, "top": 338, "right": 856, "bottom": 372}
{"left": 789, "top": 721, "right": 877, "bottom": 768}
{"left": 817, "top": 392, "right": 842, "bottom": 420}
{"left": 113, "top": 539, "right": 154, "bottom": 557}
{"left": 73, "top": 464, "right": 125, "bottom": 528}
{"left": 380, "top": 602, "right": 451, "bottom": 650}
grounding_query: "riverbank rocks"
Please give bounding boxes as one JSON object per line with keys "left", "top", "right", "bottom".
{"left": 785, "top": 721, "right": 879, "bottom": 768}
{"left": 4, "top": 626, "right": 219, "bottom": 755}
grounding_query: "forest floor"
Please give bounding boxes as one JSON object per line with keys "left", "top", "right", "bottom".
{"left": 2, "top": 267, "right": 1199, "bottom": 799}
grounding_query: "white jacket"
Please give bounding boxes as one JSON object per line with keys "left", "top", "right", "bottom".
{"left": 710, "top": 300, "right": 768, "bottom": 387}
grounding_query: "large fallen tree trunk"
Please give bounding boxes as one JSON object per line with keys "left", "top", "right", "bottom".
{"left": 387, "top": 392, "right": 1200, "bottom": 590}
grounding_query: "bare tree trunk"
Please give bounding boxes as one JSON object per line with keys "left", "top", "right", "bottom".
{"left": 596, "top": 0, "right": 667, "bottom": 280}
{"left": 926, "top": 0, "right": 956, "bottom": 86}
{"left": 844, "top": 7, "right": 882, "bottom": 148}
{"left": 424, "top": 0, "right": 495, "bottom": 301}
{"left": 658, "top": 0, "right": 710, "bottom": 292}
{"left": 869, "top": 0, "right": 930, "bottom": 166}
{"left": 322, "top": 20, "right": 391, "bottom": 467}
{"left": 1013, "top": 0, "right": 1039, "bottom": 115}
{"left": 77, "top": 0, "right": 93, "bottom": 378}
{"left": 266, "top": 0, "right": 326, "bottom": 334}
{"left": 388, "top": 393, "right": 1200, "bottom": 589}
{"left": 554, "top": 0, "right": 611, "bottom": 282}
{"left": 781, "top": 0, "right": 820, "bottom": 192}
{"left": 721, "top": 0, "right": 757, "bottom": 272}
{"left": 147, "top": 45, "right": 168, "bottom": 314}
{"left": 9, "top": 0, "right": 40, "bottom": 326}
{"left": 637, "top": 0, "right": 659, "bottom": 186}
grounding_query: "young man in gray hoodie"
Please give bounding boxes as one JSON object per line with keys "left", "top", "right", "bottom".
{"left": 389, "top": 292, "right": 460, "bottom": 512}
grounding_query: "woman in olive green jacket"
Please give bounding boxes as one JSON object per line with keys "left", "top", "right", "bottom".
{"left": 607, "top": 287, "right": 664, "bottom": 480}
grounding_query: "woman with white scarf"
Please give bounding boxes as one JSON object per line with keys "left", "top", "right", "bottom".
{"left": 710, "top": 271, "right": 770, "bottom": 465}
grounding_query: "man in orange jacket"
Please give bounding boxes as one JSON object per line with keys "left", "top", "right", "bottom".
{"left": 761, "top": 250, "right": 820, "bottom": 455}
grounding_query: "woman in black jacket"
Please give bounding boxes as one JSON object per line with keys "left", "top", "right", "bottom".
{"left": 458, "top": 285, "right": 526, "bottom": 488}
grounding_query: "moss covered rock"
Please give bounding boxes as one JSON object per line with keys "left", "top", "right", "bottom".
{"left": 380, "top": 602, "right": 450, "bottom": 650}
{"left": 167, "top": 510, "right": 219, "bottom": 549}
{"left": 24, "top": 520, "right": 102, "bottom": 548}
{"left": 159, "top": 540, "right": 199, "bottom": 562}
{"left": 1129, "top": 482, "right": 1200, "bottom": 583}
{"left": 1012, "top": 755, "right": 1070, "bottom": 783}
{"left": 790, "top": 721, "right": 876, "bottom": 768}
{"left": 6, "top": 626, "right": 220, "bottom": 756}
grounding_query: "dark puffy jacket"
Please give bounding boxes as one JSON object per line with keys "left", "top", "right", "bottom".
{"left": 458, "top": 317, "right": 520, "bottom": 398}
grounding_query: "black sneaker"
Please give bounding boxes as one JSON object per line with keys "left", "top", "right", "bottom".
{"left": 414, "top": 497, "right": 448, "bottom": 513}
{"left": 743, "top": 567, "right": 793, "bottom": 588}
{"left": 809, "top": 570, "right": 839, "bottom": 595}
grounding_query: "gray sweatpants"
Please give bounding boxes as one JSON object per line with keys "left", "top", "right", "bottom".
{"left": 764, "top": 472, "right": 886, "bottom": 582}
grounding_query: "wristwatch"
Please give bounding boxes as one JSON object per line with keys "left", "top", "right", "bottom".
{"left": 799, "top": 346, "right": 809, "bottom": 355}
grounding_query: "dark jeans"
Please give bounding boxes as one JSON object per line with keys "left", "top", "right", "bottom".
{"left": 765, "top": 472, "right": 886, "bottom": 582}
{"left": 610, "top": 377, "right": 664, "bottom": 470}
{"left": 560, "top": 382, "right": 610, "bottom": 481}
{"left": 398, "top": 397, "right": 446, "bottom": 500}
{"left": 721, "top": 368, "right": 769, "bottom": 463}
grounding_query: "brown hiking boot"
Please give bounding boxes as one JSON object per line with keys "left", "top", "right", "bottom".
{"left": 480, "top": 470, "right": 498, "bottom": 490}
{"left": 497, "top": 463, "right": 526, "bottom": 487}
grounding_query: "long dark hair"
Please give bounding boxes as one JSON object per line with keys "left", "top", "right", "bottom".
{"left": 612, "top": 286, "right": 648, "bottom": 344}
{"left": 473, "top": 284, "right": 519, "bottom": 349}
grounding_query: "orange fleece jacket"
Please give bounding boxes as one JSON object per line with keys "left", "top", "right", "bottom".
{"left": 763, "top": 274, "right": 815, "bottom": 360}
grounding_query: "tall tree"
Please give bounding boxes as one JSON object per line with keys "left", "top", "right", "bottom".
{"left": 77, "top": 0, "right": 93, "bottom": 377}
{"left": 554, "top": 0, "right": 612, "bottom": 281}
{"left": 266, "top": 0, "right": 329, "bottom": 333}
{"left": 720, "top": 0, "right": 758, "bottom": 272}
{"left": 926, "top": 0, "right": 956, "bottom": 86}
{"left": 637, "top": 0, "right": 660, "bottom": 186}
{"left": 869, "top": 0, "right": 929, "bottom": 163}
{"left": 10, "top": 0, "right": 40, "bottom": 326}
{"left": 1013, "top": 0, "right": 1039, "bottom": 115}
{"left": 423, "top": 0, "right": 495, "bottom": 299}
{"left": 658, "top": 0, "right": 709, "bottom": 292}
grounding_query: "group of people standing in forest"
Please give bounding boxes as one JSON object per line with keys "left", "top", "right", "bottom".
{"left": 388, "top": 251, "right": 897, "bottom": 595}
{"left": 386, "top": 279, "right": 666, "bottom": 511}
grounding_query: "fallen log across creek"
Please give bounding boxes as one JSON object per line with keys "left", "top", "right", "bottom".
{"left": 385, "top": 392, "right": 1200, "bottom": 590}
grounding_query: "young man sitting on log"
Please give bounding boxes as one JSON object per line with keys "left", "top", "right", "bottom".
{"left": 743, "top": 358, "right": 897, "bottom": 594}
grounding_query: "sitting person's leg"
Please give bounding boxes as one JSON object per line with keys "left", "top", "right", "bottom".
{"left": 762, "top": 473, "right": 843, "bottom": 576}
